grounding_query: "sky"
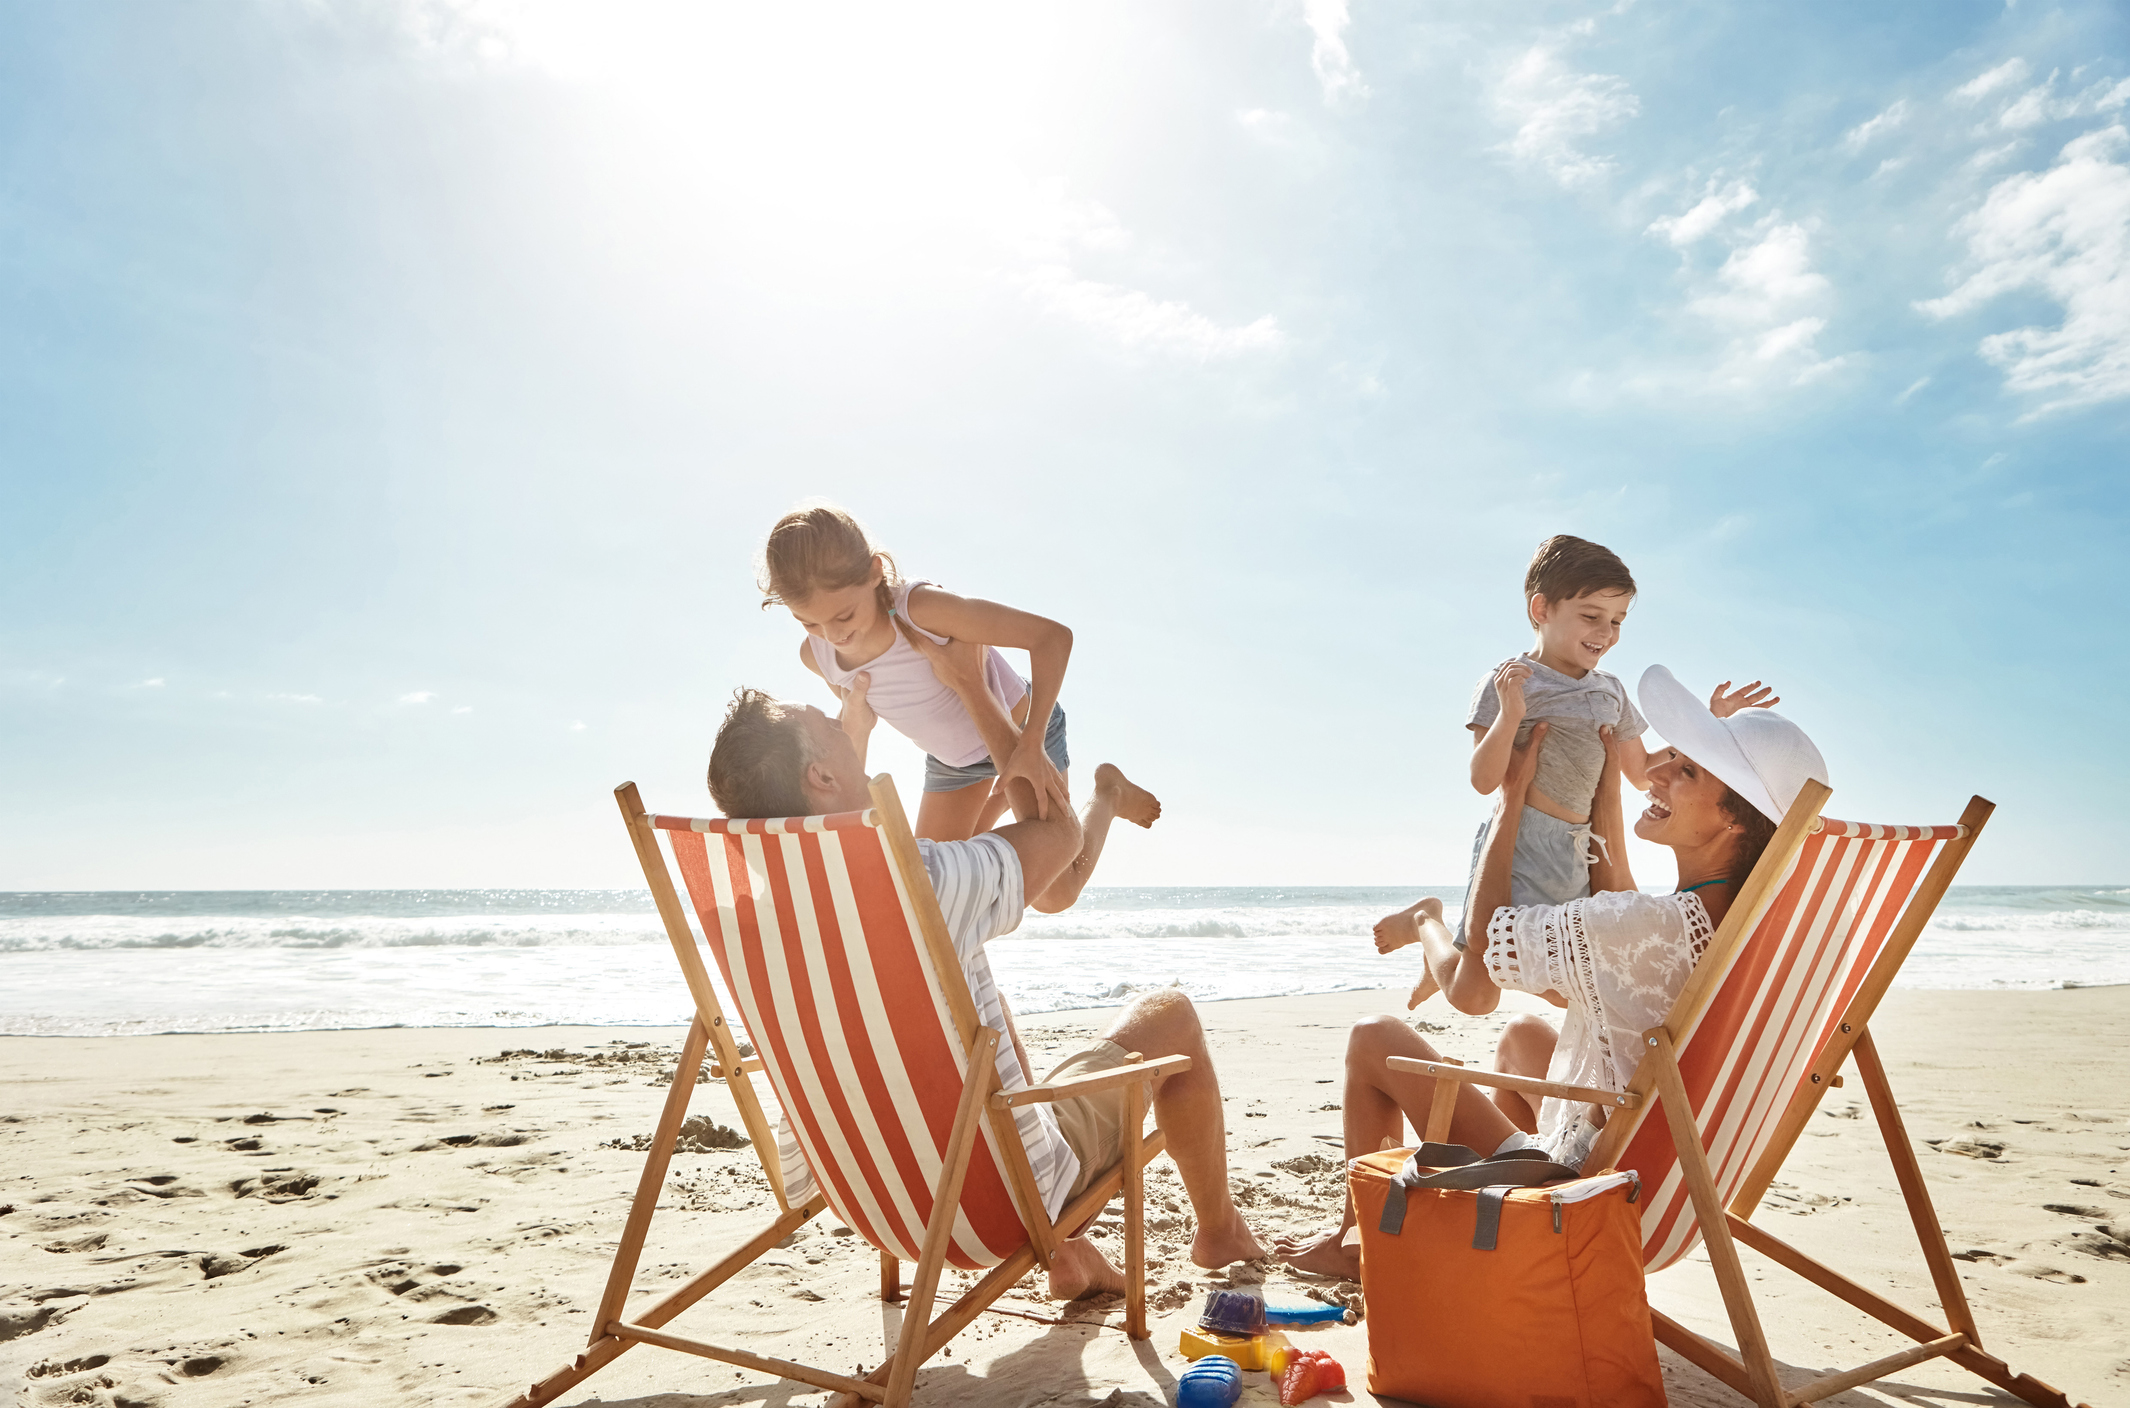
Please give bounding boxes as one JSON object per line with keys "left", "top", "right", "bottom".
{"left": 3, "top": 0, "right": 2127, "bottom": 890}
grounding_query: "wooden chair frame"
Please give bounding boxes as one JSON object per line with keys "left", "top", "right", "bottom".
{"left": 504, "top": 776, "right": 1180, "bottom": 1408}
{"left": 1391, "top": 785, "right": 2092, "bottom": 1408}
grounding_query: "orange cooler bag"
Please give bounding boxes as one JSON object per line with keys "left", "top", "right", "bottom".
{"left": 1351, "top": 1144, "right": 1666, "bottom": 1408}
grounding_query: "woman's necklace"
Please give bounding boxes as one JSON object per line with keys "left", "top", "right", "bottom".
{"left": 1678, "top": 877, "right": 1731, "bottom": 894}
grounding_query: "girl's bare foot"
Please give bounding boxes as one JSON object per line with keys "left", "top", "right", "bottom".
{"left": 1046, "top": 1236, "right": 1126, "bottom": 1300}
{"left": 1094, "top": 763, "right": 1161, "bottom": 828}
{"left": 1270, "top": 1225, "right": 1361, "bottom": 1281}
{"left": 1189, "top": 1206, "right": 1266, "bottom": 1269}
{"left": 1407, "top": 970, "right": 1440, "bottom": 1010}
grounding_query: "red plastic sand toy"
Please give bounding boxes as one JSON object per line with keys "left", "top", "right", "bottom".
{"left": 1277, "top": 1349, "right": 1346, "bottom": 1404}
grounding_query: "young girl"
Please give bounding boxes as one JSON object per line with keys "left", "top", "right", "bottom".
{"left": 759, "top": 504, "right": 1159, "bottom": 912}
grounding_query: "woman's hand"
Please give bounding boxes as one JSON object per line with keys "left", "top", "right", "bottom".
{"left": 1502, "top": 719, "right": 1550, "bottom": 803}
{"left": 1708, "top": 679, "right": 1780, "bottom": 718}
{"left": 896, "top": 616, "right": 987, "bottom": 694}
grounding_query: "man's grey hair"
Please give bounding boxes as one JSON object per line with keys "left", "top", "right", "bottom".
{"left": 707, "top": 689, "right": 824, "bottom": 819}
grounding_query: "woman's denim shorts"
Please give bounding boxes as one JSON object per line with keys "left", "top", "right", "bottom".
{"left": 923, "top": 704, "right": 1069, "bottom": 793}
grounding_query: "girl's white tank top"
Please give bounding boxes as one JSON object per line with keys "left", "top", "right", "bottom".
{"left": 805, "top": 580, "right": 1028, "bottom": 768}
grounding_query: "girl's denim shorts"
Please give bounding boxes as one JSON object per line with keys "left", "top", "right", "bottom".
{"left": 923, "top": 704, "right": 1069, "bottom": 792}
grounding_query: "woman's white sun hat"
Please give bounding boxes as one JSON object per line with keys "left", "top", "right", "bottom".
{"left": 1637, "top": 665, "right": 1829, "bottom": 824}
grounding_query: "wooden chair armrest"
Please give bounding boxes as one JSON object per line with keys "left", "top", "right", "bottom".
{"left": 1386, "top": 1056, "right": 1641, "bottom": 1110}
{"left": 992, "top": 1055, "right": 1192, "bottom": 1109}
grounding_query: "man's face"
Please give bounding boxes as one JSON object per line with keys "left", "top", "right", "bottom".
{"left": 792, "top": 702, "right": 870, "bottom": 811}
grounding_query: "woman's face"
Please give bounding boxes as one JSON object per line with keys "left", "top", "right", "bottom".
{"left": 1635, "top": 747, "right": 1737, "bottom": 850}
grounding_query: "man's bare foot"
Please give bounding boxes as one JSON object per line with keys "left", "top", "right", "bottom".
{"left": 1189, "top": 1206, "right": 1266, "bottom": 1269}
{"left": 1270, "top": 1225, "right": 1361, "bottom": 1281}
{"left": 1046, "top": 1236, "right": 1126, "bottom": 1301}
{"left": 1094, "top": 763, "right": 1161, "bottom": 828}
{"left": 1407, "top": 970, "right": 1440, "bottom": 1010}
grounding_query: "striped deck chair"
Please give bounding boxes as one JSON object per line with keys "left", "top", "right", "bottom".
{"left": 1393, "top": 783, "right": 2093, "bottom": 1408}
{"left": 508, "top": 775, "right": 1182, "bottom": 1408}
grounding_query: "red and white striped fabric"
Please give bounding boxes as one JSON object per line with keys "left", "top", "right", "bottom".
{"left": 1620, "top": 818, "right": 1966, "bottom": 1272}
{"left": 650, "top": 808, "right": 1033, "bottom": 1270}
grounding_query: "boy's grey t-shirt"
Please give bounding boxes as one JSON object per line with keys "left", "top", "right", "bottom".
{"left": 1467, "top": 656, "right": 1648, "bottom": 814}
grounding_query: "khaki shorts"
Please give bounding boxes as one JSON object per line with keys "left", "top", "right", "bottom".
{"left": 1044, "top": 1037, "right": 1133, "bottom": 1199}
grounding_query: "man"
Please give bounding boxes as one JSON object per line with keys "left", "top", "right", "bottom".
{"left": 706, "top": 627, "right": 1264, "bottom": 1299}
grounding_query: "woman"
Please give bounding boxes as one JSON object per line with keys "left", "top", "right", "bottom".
{"left": 1274, "top": 665, "right": 1826, "bottom": 1279}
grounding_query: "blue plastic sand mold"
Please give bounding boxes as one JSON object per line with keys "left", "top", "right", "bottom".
{"left": 1263, "top": 1301, "right": 1351, "bottom": 1326}
{"left": 1174, "top": 1353, "right": 1242, "bottom": 1408}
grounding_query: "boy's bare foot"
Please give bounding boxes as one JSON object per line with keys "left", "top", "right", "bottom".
{"left": 1189, "top": 1207, "right": 1266, "bottom": 1269}
{"left": 1094, "top": 763, "right": 1161, "bottom": 828}
{"left": 1407, "top": 970, "right": 1440, "bottom": 1010}
{"left": 1270, "top": 1225, "right": 1361, "bottom": 1281}
{"left": 1046, "top": 1236, "right": 1126, "bottom": 1300}
{"left": 1373, "top": 896, "right": 1441, "bottom": 954}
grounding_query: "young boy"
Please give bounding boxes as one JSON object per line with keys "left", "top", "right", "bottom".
{"left": 1378, "top": 535, "right": 1775, "bottom": 1007}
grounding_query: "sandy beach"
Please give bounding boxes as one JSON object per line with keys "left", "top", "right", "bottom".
{"left": 4, "top": 985, "right": 2125, "bottom": 1408}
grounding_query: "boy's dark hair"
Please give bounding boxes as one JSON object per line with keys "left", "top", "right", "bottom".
{"left": 1524, "top": 535, "right": 1636, "bottom": 626}
{"left": 707, "top": 688, "right": 817, "bottom": 819}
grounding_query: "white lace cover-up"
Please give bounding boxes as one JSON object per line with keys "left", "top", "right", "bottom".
{"left": 1483, "top": 889, "right": 1714, "bottom": 1165}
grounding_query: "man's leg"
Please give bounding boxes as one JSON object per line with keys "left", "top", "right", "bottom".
{"left": 1029, "top": 765, "right": 1159, "bottom": 914}
{"left": 1271, "top": 1015, "right": 1520, "bottom": 1280}
{"left": 1047, "top": 989, "right": 1263, "bottom": 1299}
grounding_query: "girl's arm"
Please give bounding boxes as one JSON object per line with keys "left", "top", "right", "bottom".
{"left": 1587, "top": 725, "right": 1638, "bottom": 895}
{"left": 1468, "top": 659, "right": 1531, "bottom": 795}
{"left": 902, "top": 586, "right": 1073, "bottom": 818}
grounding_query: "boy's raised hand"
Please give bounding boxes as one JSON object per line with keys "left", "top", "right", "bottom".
{"left": 1708, "top": 679, "right": 1780, "bottom": 718}
{"left": 1493, "top": 659, "right": 1533, "bottom": 720}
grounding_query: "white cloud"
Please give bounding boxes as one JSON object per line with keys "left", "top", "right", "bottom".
{"left": 1301, "top": 0, "right": 1368, "bottom": 104}
{"left": 398, "top": 690, "right": 436, "bottom": 705}
{"left": 1647, "top": 179, "right": 1759, "bottom": 246}
{"left": 1676, "top": 222, "right": 1850, "bottom": 388}
{"left": 1895, "top": 376, "right": 1931, "bottom": 404}
{"left": 1917, "top": 125, "right": 2130, "bottom": 413}
{"left": 129, "top": 677, "right": 165, "bottom": 689}
{"left": 570, "top": 720, "right": 588, "bottom": 731}
{"left": 1955, "top": 58, "right": 2030, "bottom": 103}
{"left": 1999, "top": 75, "right": 2060, "bottom": 130}
{"left": 1843, "top": 100, "right": 1910, "bottom": 152}
{"left": 1023, "top": 266, "right": 1284, "bottom": 360}
{"left": 1495, "top": 46, "right": 1639, "bottom": 188}
{"left": 452, "top": 706, "right": 474, "bottom": 715}
{"left": 270, "top": 692, "right": 324, "bottom": 704}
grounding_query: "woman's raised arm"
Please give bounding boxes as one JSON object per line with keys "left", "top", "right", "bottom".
{"left": 1587, "top": 724, "right": 1638, "bottom": 895}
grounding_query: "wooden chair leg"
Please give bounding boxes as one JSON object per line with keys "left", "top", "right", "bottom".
{"left": 880, "top": 1251, "right": 900, "bottom": 1303}
{"left": 884, "top": 1028, "right": 998, "bottom": 1408}
{"left": 1124, "top": 1063, "right": 1148, "bottom": 1340}
{"left": 1424, "top": 1056, "right": 1462, "bottom": 1145}
{"left": 588, "top": 1016, "right": 712, "bottom": 1347}
{"left": 1852, "top": 1028, "right": 1982, "bottom": 1348}
{"left": 1648, "top": 1028, "right": 1786, "bottom": 1408}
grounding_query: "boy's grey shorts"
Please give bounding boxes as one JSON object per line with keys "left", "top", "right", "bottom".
{"left": 1453, "top": 804, "right": 1593, "bottom": 946}
{"left": 923, "top": 704, "right": 1069, "bottom": 793}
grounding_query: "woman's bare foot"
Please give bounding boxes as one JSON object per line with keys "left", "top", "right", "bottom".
{"left": 1407, "top": 970, "right": 1440, "bottom": 1010}
{"left": 1270, "top": 1225, "right": 1361, "bottom": 1281}
{"left": 1046, "top": 1236, "right": 1126, "bottom": 1301}
{"left": 1189, "top": 1206, "right": 1266, "bottom": 1269}
{"left": 1093, "top": 763, "right": 1161, "bottom": 828}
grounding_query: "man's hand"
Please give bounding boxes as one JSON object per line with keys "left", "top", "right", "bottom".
{"left": 1502, "top": 720, "right": 1550, "bottom": 802}
{"left": 1708, "top": 679, "right": 1780, "bottom": 718}
{"left": 836, "top": 671, "right": 876, "bottom": 742}
{"left": 897, "top": 616, "right": 987, "bottom": 694}
{"left": 999, "top": 730, "right": 1068, "bottom": 822}
{"left": 1493, "top": 659, "right": 1533, "bottom": 722}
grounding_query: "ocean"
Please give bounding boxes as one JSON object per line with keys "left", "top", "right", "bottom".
{"left": 1, "top": 884, "right": 2124, "bottom": 1038}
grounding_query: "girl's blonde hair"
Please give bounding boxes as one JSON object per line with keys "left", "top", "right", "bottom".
{"left": 759, "top": 504, "right": 897, "bottom": 616}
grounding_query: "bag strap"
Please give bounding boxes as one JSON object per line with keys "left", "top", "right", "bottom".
{"left": 1377, "top": 1145, "right": 1583, "bottom": 1235}
{"left": 1472, "top": 1187, "right": 1510, "bottom": 1250}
